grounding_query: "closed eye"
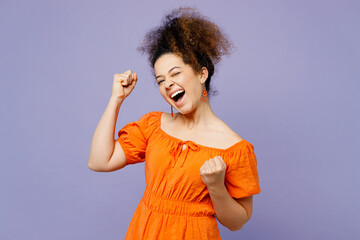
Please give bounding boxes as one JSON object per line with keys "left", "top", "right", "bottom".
{"left": 157, "top": 72, "right": 180, "bottom": 85}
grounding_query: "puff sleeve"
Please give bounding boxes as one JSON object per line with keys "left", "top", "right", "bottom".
{"left": 116, "top": 112, "right": 157, "bottom": 165}
{"left": 224, "top": 142, "right": 261, "bottom": 199}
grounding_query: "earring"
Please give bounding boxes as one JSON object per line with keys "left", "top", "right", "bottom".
{"left": 171, "top": 106, "right": 174, "bottom": 117}
{"left": 201, "top": 89, "right": 208, "bottom": 101}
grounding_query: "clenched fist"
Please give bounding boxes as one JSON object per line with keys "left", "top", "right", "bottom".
{"left": 200, "top": 156, "right": 227, "bottom": 189}
{"left": 112, "top": 70, "right": 138, "bottom": 102}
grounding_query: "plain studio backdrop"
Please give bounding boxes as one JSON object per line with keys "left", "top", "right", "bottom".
{"left": 1, "top": 0, "right": 359, "bottom": 239}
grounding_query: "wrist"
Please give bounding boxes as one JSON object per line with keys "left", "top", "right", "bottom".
{"left": 109, "top": 96, "right": 124, "bottom": 106}
{"left": 207, "top": 182, "right": 227, "bottom": 195}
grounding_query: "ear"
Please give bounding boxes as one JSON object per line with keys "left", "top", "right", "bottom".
{"left": 199, "top": 67, "right": 209, "bottom": 84}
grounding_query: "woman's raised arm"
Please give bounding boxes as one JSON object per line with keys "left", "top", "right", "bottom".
{"left": 88, "top": 70, "right": 137, "bottom": 172}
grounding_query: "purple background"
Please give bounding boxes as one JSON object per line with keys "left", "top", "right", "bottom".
{"left": 1, "top": 0, "right": 359, "bottom": 239}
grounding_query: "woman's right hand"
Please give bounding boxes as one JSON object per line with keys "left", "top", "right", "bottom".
{"left": 112, "top": 70, "right": 138, "bottom": 102}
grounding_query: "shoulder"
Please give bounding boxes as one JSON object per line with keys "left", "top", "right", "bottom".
{"left": 138, "top": 111, "right": 162, "bottom": 122}
{"left": 160, "top": 111, "right": 180, "bottom": 128}
{"left": 141, "top": 111, "right": 162, "bottom": 118}
{"left": 131, "top": 111, "right": 162, "bottom": 135}
{"left": 212, "top": 117, "right": 245, "bottom": 147}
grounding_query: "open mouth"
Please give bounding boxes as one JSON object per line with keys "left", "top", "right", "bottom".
{"left": 171, "top": 89, "right": 185, "bottom": 102}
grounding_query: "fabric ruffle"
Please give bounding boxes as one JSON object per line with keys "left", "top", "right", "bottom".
{"left": 142, "top": 187, "right": 215, "bottom": 217}
{"left": 223, "top": 143, "right": 261, "bottom": 199}
{"left": 117, "top": 112, "right": 159, "bottom": 165}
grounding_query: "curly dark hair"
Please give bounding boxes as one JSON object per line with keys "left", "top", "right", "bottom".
{"left": 138, "top": 7, "right": 233, "bottom": 94}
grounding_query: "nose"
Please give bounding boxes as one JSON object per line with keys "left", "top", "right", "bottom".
{"left": 164, "top": 79, "right": 174, "bottom": 89}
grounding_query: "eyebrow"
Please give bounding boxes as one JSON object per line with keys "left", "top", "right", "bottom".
{"left": 155, "top": 66, "right": 181, "bottom": 79}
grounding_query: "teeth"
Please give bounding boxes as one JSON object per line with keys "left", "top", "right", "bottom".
{"left": 171, "top": 90, "right": 185, "bottom": 99}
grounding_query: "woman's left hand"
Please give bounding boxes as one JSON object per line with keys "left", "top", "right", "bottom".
{"left": 200, "top": 156, "right": 227, "bottom": 189}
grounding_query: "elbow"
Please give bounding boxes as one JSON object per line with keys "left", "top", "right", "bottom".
{"left": 229, "top": 224, "right": 244, "bottom": 232}
{"left": 88, "top": 163, "right": 96, "bottom": 171}
{"left": 228, "top": 216, "right": 250, "bottom": 232}
{"left": 88, "top": 160, "right": 98, "bottom": 171}
{"left": 88, "top": 157, "right": 105, "bottom": 172}
{"left": 228, "top": 222, "right": 245, "bottom": 232}
{"left": 88, "top": 152, "right": 98, "bottom": 171}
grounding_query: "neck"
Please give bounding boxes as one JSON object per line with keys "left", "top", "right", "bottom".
{"left": 178, "top": 101, "right": 216, "bottom": 130}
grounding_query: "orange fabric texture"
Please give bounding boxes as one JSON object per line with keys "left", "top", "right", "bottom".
{"left": 117, "top": 111, "right": 261, "bottom": 239}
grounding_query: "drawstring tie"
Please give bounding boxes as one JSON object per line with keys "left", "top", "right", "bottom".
{"left": 170, "top": 141, "right": 199, "bottom": 168}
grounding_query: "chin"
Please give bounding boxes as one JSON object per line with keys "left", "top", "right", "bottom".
{"left": 176, "top": 105, "right": 195, "bottom": 115}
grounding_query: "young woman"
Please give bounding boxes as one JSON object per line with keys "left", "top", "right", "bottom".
{"left": 88, "top": 7, "right": 261, "bottom": 239}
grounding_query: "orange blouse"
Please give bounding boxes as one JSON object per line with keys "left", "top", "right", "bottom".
{"left": 117, "top": 111, "right": 261, "bottom": 239}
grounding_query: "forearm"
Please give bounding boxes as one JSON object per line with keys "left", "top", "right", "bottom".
{"left": 88, "top": 97, "right": 122, "bottom": 167}
{"left": 208, "top": 184, "right": 249, "bottom": 231}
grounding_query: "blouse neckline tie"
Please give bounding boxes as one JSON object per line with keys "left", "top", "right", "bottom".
{"left": 170, "top": 141, "right": 199, "bottom": 168}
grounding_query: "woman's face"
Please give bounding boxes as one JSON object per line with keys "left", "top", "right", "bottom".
{"left": 154, "top": 53, "right": 206, "bottom": 114}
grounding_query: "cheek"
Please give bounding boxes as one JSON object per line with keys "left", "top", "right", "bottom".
{"left": 159, "top": 89, "right": 169, "bottom": 101}
{"left": 187, "top": 84, "right": 202, "bottom": 100}
{"left": 182, "top": 78, "right": 200, "bottom": 96}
